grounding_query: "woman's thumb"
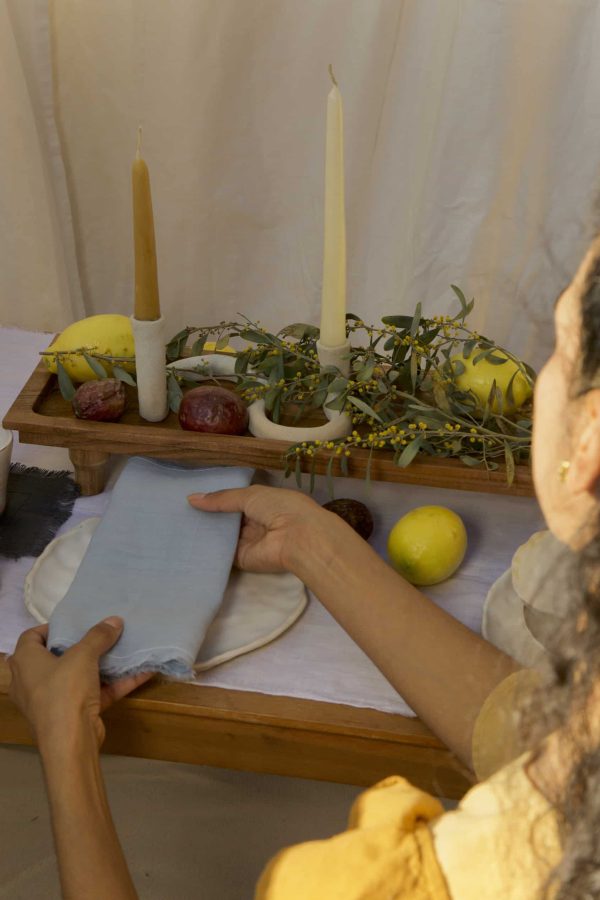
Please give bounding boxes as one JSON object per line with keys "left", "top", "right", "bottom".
{"left": 78, "top": 616, "right": 124, "bottom": 658}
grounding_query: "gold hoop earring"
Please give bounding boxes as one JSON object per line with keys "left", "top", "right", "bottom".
{"left": 558, "top": 460, "right": 571, "bottom": 482}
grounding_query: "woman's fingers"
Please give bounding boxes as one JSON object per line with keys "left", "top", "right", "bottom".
{"left": 13, "top": 623, "right": 49, "bottom": 653}
{"left": 188, "top": 487, "right": 254, "bottom": 514}
{"left": 100, "top": 671, "right": 153, "bottom": 711}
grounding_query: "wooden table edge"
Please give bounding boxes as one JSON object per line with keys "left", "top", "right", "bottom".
{"left": 0, "top": 655, "right": 473, "bottom": 797}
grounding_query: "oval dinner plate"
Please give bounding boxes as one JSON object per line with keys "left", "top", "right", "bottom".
{"left": 25, "top": 518, "right": 308, "bottom": 671}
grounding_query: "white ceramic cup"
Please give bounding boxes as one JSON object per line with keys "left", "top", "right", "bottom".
{"left": 0, "top": 428, "right": 13, "bottom": 515}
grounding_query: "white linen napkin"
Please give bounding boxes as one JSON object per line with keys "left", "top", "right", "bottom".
{"left": 47, "top": 457, "right": 253, "bottom": 679}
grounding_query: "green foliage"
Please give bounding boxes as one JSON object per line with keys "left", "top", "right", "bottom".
{"left": 161, "top": 291, "right": 534, "bottom": 485}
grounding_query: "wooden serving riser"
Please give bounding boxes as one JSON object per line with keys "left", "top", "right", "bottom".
{"left": 4, "top": 361, "right": 534, "bottom": 497}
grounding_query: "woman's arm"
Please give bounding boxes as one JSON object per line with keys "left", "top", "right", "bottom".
{"left": 190, "top": 486, "right": 520, "bottom": 768}
{"left": 292, "top": 513, "right": 520, "bottom": 766}
{"left": 9, "top": 620, "right": 149, "bottom": 899}
{"left": 40, "top": 728, "right": 138, "bottom": 900}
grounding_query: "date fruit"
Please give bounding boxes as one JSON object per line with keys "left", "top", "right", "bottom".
{"left": 322, "top": 498, "right": 374, "bottom": 541}
{"left": 178, "top": 385, "right": 249, "bottom": 435}
{"left": 72, "top": 378, "right": 126, "bottom": 421}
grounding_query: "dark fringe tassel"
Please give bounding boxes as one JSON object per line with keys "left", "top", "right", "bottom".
{"left": 0, "top": 465, "right": 80, "bottom": 560}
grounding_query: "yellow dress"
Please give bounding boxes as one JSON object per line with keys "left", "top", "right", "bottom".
{"left": 255, "top": 671, "right": 561, "bottom": 900}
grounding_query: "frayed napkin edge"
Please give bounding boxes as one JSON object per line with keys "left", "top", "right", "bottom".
{"left": 50, "top": 644, "right": 194, "bottom": 682}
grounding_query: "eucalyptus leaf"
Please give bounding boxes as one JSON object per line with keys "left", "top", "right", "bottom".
{"left": 167, "top": 372, "right": 183, "bottom": 413}
{"left": 280, "top": 322, "right": 320, "bottom": 340}
{"left": 83, "top": 353, "right": 108, "bottom": 379}
{"left": 410, "top": 352, "right": 418, "bottom": 392}
{"left": 264, "top": 388, "right": 280, "bottom": 413}
{"left": 271, "top": 393, "right": 281, "bottom": 423}
{"left": 312, "top": 389, "right": 328, "bottom": 408}
{"left": 166, "top": 329, "right": 189, "bottom": 361}
{"left": 420, "top": 327, "right": 441, "bottom": 344}
{"left": 357, "top": 363, "right": 375, "bottom": 383}
{"left": 504, "top": 443, "right": 515, "bottom": 486}
{"left": 215, "top": 335, "right": 231, "bottom": 350}
{"left": 234, "top": 352, "right": 250, "bottom": 374}
{"left": 451, "top": 285, "right": 474, "bottom": 317}
{"left": 381, "top": 315, "right": 413, "bottom": 328}
{"left": 505, "top": 369, "right": 518, "bottom": 407}
{"left": 191, "top": 336, "right": 207, "bottom": 356}
{"left": 56, "top": 361, "right": 76, "bottom": 401}
{"left": 410, "top": 302, "right": 422, "bottom": 338}
{"left": 112, "top": 366, "right": 136, "bottom": 387}
{"left": 328, "top": 377, "right": 348, "bottom": 393}
{"left": 431, "top": 381, "right": 451, "bottom": 415}
{"left": 459, "top": 455, "right": 484, "bottom": 467}
{"left": 462, "top": 339, "right": 477, "bottom": 359}
{"left": 239, "top": 329, "right": 271, "bottom": 345}
{"left": 347, "top": 395, "right": 383, "bottom": 423}
{"left": 397, "top": 435, "right": 423, "bottom": 468}
{"left": 325, "top": 392, "right": 347, "bottom": 411}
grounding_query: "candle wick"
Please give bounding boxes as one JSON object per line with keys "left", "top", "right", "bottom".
{"left": 328, "top": 64, "right": 338, "bottom": 87}
{"left": 136, "top": 126, "right": 142, "bottom": 159}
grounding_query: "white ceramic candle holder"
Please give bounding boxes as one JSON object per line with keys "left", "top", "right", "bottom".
{"left": 131, "top": 315, "right": 169, "bottom": 422}
{"left": 166, "top": 339, "right": 353, "bottom": 443}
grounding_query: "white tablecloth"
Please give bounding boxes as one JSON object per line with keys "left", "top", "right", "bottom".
{"left": 0, "top": 328, "right": 544, "bottom": 717}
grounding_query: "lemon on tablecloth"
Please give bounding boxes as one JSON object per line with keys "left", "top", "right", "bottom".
{"left": 387, "top": 505, "right": 467, "bottom": 586}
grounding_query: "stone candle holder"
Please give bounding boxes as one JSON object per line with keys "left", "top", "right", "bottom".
{"left": 131, "top": 316, "right": 169, "bottom": 422}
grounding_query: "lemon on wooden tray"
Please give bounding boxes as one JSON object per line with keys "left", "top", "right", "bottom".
{"left": 451, "top": 349, "right": 532, "bottom": 414}
{"left": 387, "top": 505, "right": 467, "bottom": 586}
{"left": 44, "top": 315, "right": 135, "bottom": 382}
{"left": 202, "top": 341, "right": 236, "bottom": 353}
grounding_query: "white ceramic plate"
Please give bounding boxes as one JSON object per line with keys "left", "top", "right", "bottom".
{"left": 25, "top": 518, "right": 308, "bottom": 671}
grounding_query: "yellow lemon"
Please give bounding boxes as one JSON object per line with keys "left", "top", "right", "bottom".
{"left": 387, "top": 505, "right": 467, "bottom": 586}
{"left": 44, "top": 315, "right": 135, "bottom": 382}
{"left": 451, "top": 349, "right": 532, "bottom": 414}
{"left": 203, "top": 341, "right": 236, "bottom": 354}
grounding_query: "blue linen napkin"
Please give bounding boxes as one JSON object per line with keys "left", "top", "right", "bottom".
{"left": 47, "top": 457, "right": 253, "bottom": 680}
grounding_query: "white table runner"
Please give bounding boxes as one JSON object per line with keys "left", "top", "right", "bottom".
{"left": 0, "top": 328, "right": 544, "bottom": 716}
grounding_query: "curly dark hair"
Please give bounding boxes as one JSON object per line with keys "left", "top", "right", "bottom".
{"left": 520, "top": 249, "right": 600, "bottom": 898}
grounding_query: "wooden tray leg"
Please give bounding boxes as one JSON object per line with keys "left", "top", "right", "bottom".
{"left": 69, "top": 448, "right": 109, "bottom": 495}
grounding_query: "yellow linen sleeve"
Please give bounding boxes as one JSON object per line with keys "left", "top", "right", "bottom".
{"left": 472, "top": 669, "right": 541, "bottom": 781}
{"left": 254, "top": 776, "right": 450, "bottom": 900}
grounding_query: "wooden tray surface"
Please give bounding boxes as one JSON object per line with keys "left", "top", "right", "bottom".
{"left": 4, "top": 360, "right": 534, "bottom": 497}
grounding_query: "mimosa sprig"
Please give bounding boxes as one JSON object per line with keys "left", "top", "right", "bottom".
{"left": 166, "top": 286, "right": 534, "bottom": 485}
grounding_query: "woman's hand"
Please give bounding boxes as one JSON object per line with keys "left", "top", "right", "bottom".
{"left": 8, "top": 618, "right": 152, "bottom": 753}
{"left": 188, "top": 484, "right": 332, "bottom": 574}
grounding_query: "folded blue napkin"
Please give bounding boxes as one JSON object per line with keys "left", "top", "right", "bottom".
{"left": 47, "top": 458, "right": 253, "bottom": 679}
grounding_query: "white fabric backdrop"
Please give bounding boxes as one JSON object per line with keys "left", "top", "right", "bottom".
{"left": 4, "top": 0, "right": 600, "bottom": 366}
{"left": 1, "top": 0, "right": 83, "bottom": 331}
